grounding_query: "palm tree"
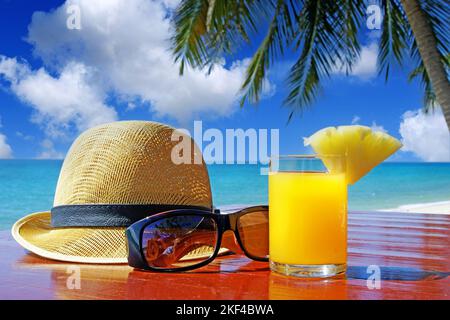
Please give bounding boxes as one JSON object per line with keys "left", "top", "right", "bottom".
{"left": 172, "top": 0, "right": 449, "bottom": 129}
{"left": 402, "top": 0, "right": 450, "bottom": 125}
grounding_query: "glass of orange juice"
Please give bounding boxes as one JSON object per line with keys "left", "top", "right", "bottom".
{"left": 269, "top": 155, "right": 347, "bottom": 278}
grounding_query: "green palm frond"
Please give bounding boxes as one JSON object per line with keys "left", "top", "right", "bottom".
{"left": 171, "top": 0, "right": 448, "bottom": 126}
{"left": 205, "top": 0, "right": 216, "bottom": 31}
{"left": 172, "top": 0, "right": 365, "bottom": 120}
{"left": 284, "top": 0, "right": 363, "bottom": 120}
{"left": 172, "top": 0, "right": 209, "bottom": 75}
{"left": 201, "top": 0, "right": 264, "bottom": 71}
{"left": 173, "top": 0, "right": 265, "bottom": 74}
{"left": 239, "top": 0, "right": 296, "bottom": 106}
{"left": 408, "top": 63, "right": 436, "bottom": 111}
{"left": 337, "top": 0, "right": 364, "bottom": 74}
{"left": 284, "top": 0, "right": 322, "bottom": 117}
{"left": 378, "top": 0, "right": 410, "bottom": 81}
{"left": 409, "top": 54, "right": 450, "bottom": 111}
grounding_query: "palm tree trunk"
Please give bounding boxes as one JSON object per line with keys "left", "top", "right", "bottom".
{"left": 401, "top": 0, "right": 450, "bottom": 131}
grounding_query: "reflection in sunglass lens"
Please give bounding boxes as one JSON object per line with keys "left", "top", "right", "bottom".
{"left": 237, "top": 210, "right": 269, "bottom": 259}
{"left": 141, "top": 215, "right": 218, "bottom": 269}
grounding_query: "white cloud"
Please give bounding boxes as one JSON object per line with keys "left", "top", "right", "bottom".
{"left": 333, "top": 43, "right": 378, "bottom": 80}
{"left": 16, "top": 131, "right": 34, "bottom": 141}
{"left": 371, "top": 121, "right": 387, "bottom": 133}
{"left": 0, "top": 0, "right": 270, "bottom": 157}
{"left": 0, "top": 56, "right": 118, "bottom": 137}
{"left": 351, "top": 43, "right": 378, "bottom": 78}
{"left": 350, "top": 116, "right": 386, "bottom": 133}
{"left": 351, "top": 115, "right": 361, "bottom": 124}
{"left": 0, "top": 134, "right": 13, "bottom": 158}
{"left": 400, "top": 108, "right": 450, "bottom": 162}
{"left": 0, "top": 56, "right": 29, "bottom": 82}
{"left": 0, "top": 114, "right": 13, "bottom": 158}
{"left": 25, "top": 0, "right": 254, "bottom": 122}
{"left": 126, "top": 102, "right": 137, "bottom": 111}
{"left": 36, "top": 139, "right": 64, "bottom": 159}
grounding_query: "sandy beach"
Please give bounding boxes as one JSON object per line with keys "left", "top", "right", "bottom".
{"left": 380, "top": 201, "right": 450, "bottom": 214}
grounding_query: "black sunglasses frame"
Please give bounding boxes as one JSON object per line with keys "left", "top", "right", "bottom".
{"left": 126, "top": 205, "right": 268, "bottom": 272}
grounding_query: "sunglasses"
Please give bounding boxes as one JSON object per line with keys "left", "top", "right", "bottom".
{"left": 126, "top": 205, "right": 268, "bottom": 271}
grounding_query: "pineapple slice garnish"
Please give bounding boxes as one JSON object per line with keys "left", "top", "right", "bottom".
{"left": 304, "top": 125, "right": 402, "bottom": 184}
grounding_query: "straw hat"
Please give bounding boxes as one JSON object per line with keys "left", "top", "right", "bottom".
{"left": 11, "top": 121, "right": 212, "bottom": 264}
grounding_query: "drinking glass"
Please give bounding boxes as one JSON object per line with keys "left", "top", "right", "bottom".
{"left": 269, "top": 155, "right": 347, "bottom": 277}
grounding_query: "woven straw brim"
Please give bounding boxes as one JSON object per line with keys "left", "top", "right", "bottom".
{"left": 12, "top": 212, "right": 128, "bottom": 264}
{"left": 12, "top": 211, "right": 222, "bottom": 264}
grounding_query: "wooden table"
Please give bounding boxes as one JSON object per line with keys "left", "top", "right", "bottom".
{"left": 0, "top": 211, "right": 449, "bottom": 300}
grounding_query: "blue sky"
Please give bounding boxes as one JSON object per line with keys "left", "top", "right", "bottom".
{"left": 0, "top": 0, "right": 449, "bottom": 161}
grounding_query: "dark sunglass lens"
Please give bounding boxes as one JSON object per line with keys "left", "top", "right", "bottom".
{"left": 237, "top": 210, "right": 269, "bottom": 259}
{"left": 141, "top": 215, "right": 218, "bottom": 269}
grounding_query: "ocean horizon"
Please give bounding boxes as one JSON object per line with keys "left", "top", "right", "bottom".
{"left": 0, "top": 160, "right": 449, "bottom": 230}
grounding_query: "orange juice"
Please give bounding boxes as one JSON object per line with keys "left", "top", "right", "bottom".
{"left": 269, "top": 171, "right": 347, "bottom": 265}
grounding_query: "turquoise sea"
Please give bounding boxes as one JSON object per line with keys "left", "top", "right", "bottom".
{"left": 0, "top": 160, "right": 449, "bottom": 230}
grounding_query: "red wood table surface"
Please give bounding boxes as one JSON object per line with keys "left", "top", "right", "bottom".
{"left": 0, "top": 211, "right": 449, "bottom": 300}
